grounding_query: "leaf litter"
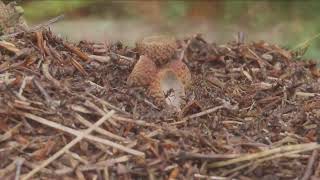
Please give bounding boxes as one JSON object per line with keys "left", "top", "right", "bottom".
{"left": 0, "top": 29, "right": 319, "bottom": 180}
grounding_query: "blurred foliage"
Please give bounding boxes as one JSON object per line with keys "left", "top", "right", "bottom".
{"left": 22, "top": 0, "right": 93, "bottom": 21}
{"left": 17, "top": 0, "right": 320, "bottom": 60}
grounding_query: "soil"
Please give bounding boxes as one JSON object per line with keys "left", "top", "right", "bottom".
{"left": 0, "top": 28, "right": 320, "bottom": 180}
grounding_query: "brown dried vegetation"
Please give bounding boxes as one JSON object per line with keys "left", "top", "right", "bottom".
{"left": 0, "top": 29, "right": 319, "bottom": 180}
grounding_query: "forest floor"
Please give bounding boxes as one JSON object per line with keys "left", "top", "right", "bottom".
{"left": 0, "top": 27, "right": 320, "bottom": 180}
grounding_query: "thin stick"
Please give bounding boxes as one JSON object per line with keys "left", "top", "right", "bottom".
{"left": 21, "top": 112, "right": 145, "bottom": 157}
{"left": 22, "top": 110, "right": 115, "bottom": 180}
{"left": 301, "top": 150, "right": 318, "bottom": 180}
{"left": 208, "top": 143, "right": 320, "bottom": 168}
{"left": 103, "top": 167, "right": 109, "bottom": 180}
{"left": 42, "top": 59, "right": 61, "bottom": 87}
{"left": 14, "top": 158, "right": 24, "bottom": 180}
{"left": 222, "top": 145, "right": 320, "bottom": 176}
{"left": 84, "top": 100, "right": 119, "bottom": 127}
{"left": 194, "top": 174, "right": 231, "bottom": 180}
{"left": 295, "top": 91, "right": 320, "bottom": 97}
{"left": 87, "top": 93, "right": 131, "bottom": 116}
{"left": 30, "top": 15, "right": 65, "bottom": 32}
{"left": 18, "top": 76, "right": 33, "bottom": 98}
{"left": 177, "top": 151, "right": 241, "bottom": 160}
{"left": 79, "top": 155, "right": 130, "bottom": 171}
{"left": 170, "top": 105, "right": 224, "bottom": 125}
{"left": 109, "top": 52, "right": 134, "bottom": 62}
{"left": 112, "top": 115, "right": 160, "bottom": 128}
{"left": 0, "top": 15, "right": 65, "bottom": 40}
{"left": 66, "top": 150, "right": 89, "bottom": 165}
{"left": 73, "top": 112, "right": 129, "bottom": 142}
{"left": 88, "top": 55, "right": 111, "bottom": 63}
{"left": 63, "top": 42, "right": 90, "bottom": 62}
{"left": 33, "top": 78, "right": 52, "bottom": 103}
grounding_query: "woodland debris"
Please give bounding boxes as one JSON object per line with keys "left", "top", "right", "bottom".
{"left": 0, "top": 16, "right": 319, "bottom": 179}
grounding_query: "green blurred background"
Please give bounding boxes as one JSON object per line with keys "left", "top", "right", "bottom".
{"left": 15, "top": 0, "right": 320, "bottom": 60}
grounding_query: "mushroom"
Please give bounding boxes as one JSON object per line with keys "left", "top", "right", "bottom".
{"left": 164, "top": 58, "right": 192, "bottom": 88}
{"left": 149, "top": 64, "right": 190, "bottom": 111}
{"left": 127, "top": 55, "right": 158, "bottom": 87}
{"left": 128, "top": 35, "right": 192, "bottom": 110}
{"left": 136, "top": 35, "right": 178, "bottom": 66}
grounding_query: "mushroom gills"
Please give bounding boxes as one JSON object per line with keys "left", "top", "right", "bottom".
{"left": 159, "top": 70, "right": 186, "bottom": 110}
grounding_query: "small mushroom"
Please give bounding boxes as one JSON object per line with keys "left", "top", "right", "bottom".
{"left": 129, "top": 35, "right": 192, "bottom": 110}
{"left": 149, "top": 68, "right": 186, "bottom": 110}
{"left": 164, "top": 58, "right": 192, "bottom": 88}
{"left": 127, "top": 55, "right": 158, "bottom": 86}
{"left": 136, "top": 35, "right": 178, "bottom": 66}
{"left": 148, "top": 59, "right": 192, "bottom": 110}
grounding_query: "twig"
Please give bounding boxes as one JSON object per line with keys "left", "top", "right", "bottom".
{"left": 30, "top": 15, "right": 65, "bottom": 31}
{"left": 14, "top": 158, "right": 24, "bottom": 180}
{"left": 21, "top": 112, "right": 145, "bottom": 157}
{"left": 70, "top": 57, "right": 88, "bottom": 75}
{"left": 73, "top": 112, "right": 129, "bottom": 142}
{"left": 72, "top": 94, "right": 155, "bottom": 127}
{"left": 87, "top": 93, "right": 131, "bottom": 116}
{"left": 78, "top": 155, "right": 130, "bottom": 171}
{"left": 66, "top": 150, "right": 89, "bottom": 165}
{"left": 301, "top": 150, "right": 318, "bottom": 180}
{"left": 0, "top": 15, "right": 65, "bottom": 40}
{"left": 88, "top": 55, "right": 111, "bottom": 63}
{"left": 85, "top": 80, "right": 105, "bottom": 90}
{"left": 103, "top": 167, "right": 109, "bottom": 180}
{"left": 222, "top": 145, "right": 320, "bottom": 176}
{"left": 84, "top": 100, "right": 119, "bottom": 127}
{"left": 143, "top": 98, "right": 161, "bottom": 110}
{"left": 314, "top": 157, "right": 320, "bottom": 178}
{"left": 194, "top": 174, "right": 232, "bottom": 180}
{"left": 22, "top": 110, "right": 115, "bottom": 180}
{"left": 109, "top": 52, "right": 134, "bottom": 62}
{"left": 176, "top": 151, "right": 241, "bottom": 160}
{"left": 208, "top": 143, "right": 320, "bottom": 168}
{"left": 112, "top": 115, "right": 160, "bottom": 128}
{"left": 295, "top": 91, "right": 320, "bottom": 97}
{"left": 42, "top": 59, "right": 61, "bottom": 87}
{"left": 33, "top": 78, "right": 52, "bottom": 103}
{"left": 35, "top": 31, "right": 44, "bottom": 54}
{"left": 18, "top": 76, "right": 33, "bottom": 98}
{"left": 70, "top": 104, "right": 95, "bottom": 114}
{"left": 0, "top": 158, "right": 18, "bottom": 177}
{"left": 0, "top": 123, "right": 22, "bottom": 143}
{"left": 170, "top": 105, "right": 224, "bottom": 125}
{"left": 247, "top": 47, "right": 272, "bottom": 68}
{"left": 63, "top": 42, "right": 90, "bottom": 62}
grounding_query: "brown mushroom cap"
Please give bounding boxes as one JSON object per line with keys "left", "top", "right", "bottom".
{"left": 128, "top": 38, "right": 192, "bottom": 110}
{"left": 136, "top": 35, "right": 178, "bottom": 66}
{"left": 127, "top": 55, "right": 158, "bottom": 87}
